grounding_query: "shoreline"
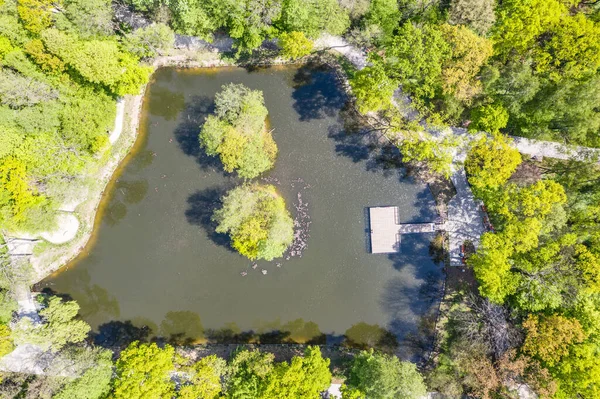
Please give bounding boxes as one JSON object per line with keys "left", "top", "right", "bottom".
{"left": 30, "top": 51, "right": 333, "bottom": 284}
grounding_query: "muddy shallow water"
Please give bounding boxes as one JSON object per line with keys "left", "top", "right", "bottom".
{"left": 42, "top": 65, "right": 443, "bottom": 359}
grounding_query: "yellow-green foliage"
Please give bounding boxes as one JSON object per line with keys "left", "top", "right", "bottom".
{"left": 0, "top": 157, "right": 48, "bottom": 229}
{"left": 17, "top": 0, "right": 56, "bottom": 34}
{"left": 279, "top": 31, "right": 313, "bottom": 60}
{"left": 465, "top": 134, "right": 522, "bottom": 192}
{"left": 523, "top": 315, "right": 586, "bottom": 367}
{"left": 179, "top": 355, "right": 226, "bottom": 399}
{"left": 350, "top": 63, "right": 396, "bottom": 114}
{"left": 113, "top": 341, "right": 175, "bottom": 399}
{"left": 0, "top": 0, "right": 148, "bottom": 233}
{"left": 213, "top": 184, "right": 294, "bottom": 261}
{"left": 200, "top": 83, "right": 277, "bottom": 179}
{"left": 0, "top": 324, "right": 13, "bottom": 357}
{"left": 440, "top": 24, "right": 493, "bottom": 103}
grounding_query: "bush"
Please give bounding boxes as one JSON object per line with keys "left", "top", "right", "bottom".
{"left": 200, "top": 83, "right": 277, "bottom": 179}
{"left": 213, "top": 184, "right": 294, "bottom": 261}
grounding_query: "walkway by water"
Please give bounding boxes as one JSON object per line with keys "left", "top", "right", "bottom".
{"left": 315, "top": 36, "right": 600, "bottom": 266}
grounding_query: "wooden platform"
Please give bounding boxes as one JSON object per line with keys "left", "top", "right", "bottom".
{"left": 369, "top": 206, "right": 440, "bottom": 253}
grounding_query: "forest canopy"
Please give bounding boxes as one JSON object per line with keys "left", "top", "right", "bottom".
{"left": 0, "top": 0, "right": 153, "bottom": 233}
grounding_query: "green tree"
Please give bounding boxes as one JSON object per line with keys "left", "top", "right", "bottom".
{"left": 179, "top": 354, "right": 226, "bottom": 399}
{"left": 17, "top": 0, "right": 55, "bottom": 34}
{"left": 350, "top": 62, "right": 397, "bottom": 114}
{"left": 264, "top": 346, "right": 332, "bottom": 398}
{"left": 362, "top": 0, "right": 400, "bottom": 40}
{"left": 113, "top": 341, "right": 175, "bottom": 399}
{"left": 470, "top": 181, "right": 568, "bottom": 305}
{"left": 169, "top": 0, "right": 217, "bottom": 40}
{"left": 54, "top": 347, "right": 113, "bottom": 399}
{"left": 62, "top": 0, "right": 114, "bottom": 38}
{"left": 213, "top": 184, "right": 294, "bottom": 261}
{"left": 398, "top": 134, "right": 456, "bottom": 178}
{"left": 534, "top": 13, "right": 600, "bottom": 81}
{"left": 199, "top": 83, "right": 277, "bottom": 179}
{"left": 440, "top": 24, "right": 493, "bottom": 103}
{"left": 345, "top": 350, "right": 427, "bottom": 399}
{"left": 465, "top": 134, "right": 522, "bottom": 192}
{"left": 13, "top": 296, "right": 90, "bottom": 352}
{"left": 0, "top": 156, "right": 51, "bottom": 232}
{"left": 225, "top": 349, "right": 275, "bottom": 398}
{"left": 0, "top": 323, "right": 12, "bottom": 357}
{"left": 493, "top": 0, "right": 565, "bottom": 59}
{"left": 469, "top": 103, "right": 509, "bottom": 134}
{"left": 278, "top": 0, "right": 350, "bottom": 38}
{"left": 381, "top": 22, "right": 450, "bottom": 111}
{"left": 123, "top": 23, "right": 175, "bottom": 59}
{"left": 0, "top": 69, "right": 58, "bottom": 109}
{"left": 41, "top": 29, "right": 151, "bottom": 95}
{"left": 278, "top": 31, "right": 313, "bottom": 60}
{"left": 448, "top": 0, "right": 496, "bottom": 35}
{"left": 0, "top": 289, "right": 16, "bottom": 324}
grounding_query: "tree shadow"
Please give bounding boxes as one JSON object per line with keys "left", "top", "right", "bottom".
{"left": 184, "top": 186, "right": 232, "bottom": 249}
{"left": 173, "top": 95, "right": 225, "bottom": 174}
{"left": 292, "top": 63, "right": 347, "bottom": 121}
{"left": 327, "top": 102, "right": 407, "bottom": 181}
{"left": 381, "top": 245, "right": 445, "bottom": 361}
{"left": 93, "top": 320, "right": 152, "bottom": 350}
{"left": 404, "top": 187, "right": 438, "bottom": 224}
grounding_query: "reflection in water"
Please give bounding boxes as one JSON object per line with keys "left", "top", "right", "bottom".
{"left": 148, "top": 85, "right": 186, "bottom": 121}
{"left": 129, "top": 150, "right": 155, "bottom": 173}
{"left": 344, "top": 322, "right": 399, "bottom": 353}
{"left": 118, "top": 180, "right": 149, "bottom": 204}
{"left": 42, "top": 268, "right": 120, "bottom": 321}
{"left": 104, "top": 179, "right": 149, "bottom": 226}
{"left": 160, "top": 311, "right": 205, "bottom": 345}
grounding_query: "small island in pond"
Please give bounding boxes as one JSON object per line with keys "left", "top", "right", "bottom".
{"left": 213, "top": 184, "right": 294, "bottom": 261}
{"left": 199, "top": 83, "right": 277, "bottom": 179}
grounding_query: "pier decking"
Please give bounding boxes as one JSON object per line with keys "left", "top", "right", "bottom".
{"left": 369, "top": 207, "right": 441, "bottom": 253}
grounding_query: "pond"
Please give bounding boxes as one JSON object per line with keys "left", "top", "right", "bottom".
{"left": 41, "top": 64, "right": 444, "bottom": 359}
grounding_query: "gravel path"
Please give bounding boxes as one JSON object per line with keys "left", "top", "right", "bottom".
{"left": 109, "top": 98, "right": 125, "bottom": 144}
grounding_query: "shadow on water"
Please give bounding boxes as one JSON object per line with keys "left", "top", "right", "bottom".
{"left": 383, "top": 234, "right": 445, "bottom": 360}
{"left": 184, "top": 186, "right": 232, "bottom": 249}
{"left": 407, "top": 188, "right": 438, "bottom": 224}
{"left": 91, "top": 314, "right": 403, "bottom": 354}
{"left": 292, "top": 63, "right": 347, "bottom": 121}
{"left": 173, "top": 95, "right": 226, "bottom": 174}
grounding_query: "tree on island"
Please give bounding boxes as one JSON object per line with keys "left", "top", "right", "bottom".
{"left": 200, "top": 83, "right": 277, "bottom": 179}
{"left": 213, "top": 184, "right": 294, "bottom": 261}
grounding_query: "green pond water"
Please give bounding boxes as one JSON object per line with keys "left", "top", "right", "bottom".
{"left": 42, "top": 65, "right": 443, "bottom": 358}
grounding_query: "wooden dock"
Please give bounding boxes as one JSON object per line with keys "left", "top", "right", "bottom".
{"left": 369, "top": 206, "right": 442, "bottom": 253}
